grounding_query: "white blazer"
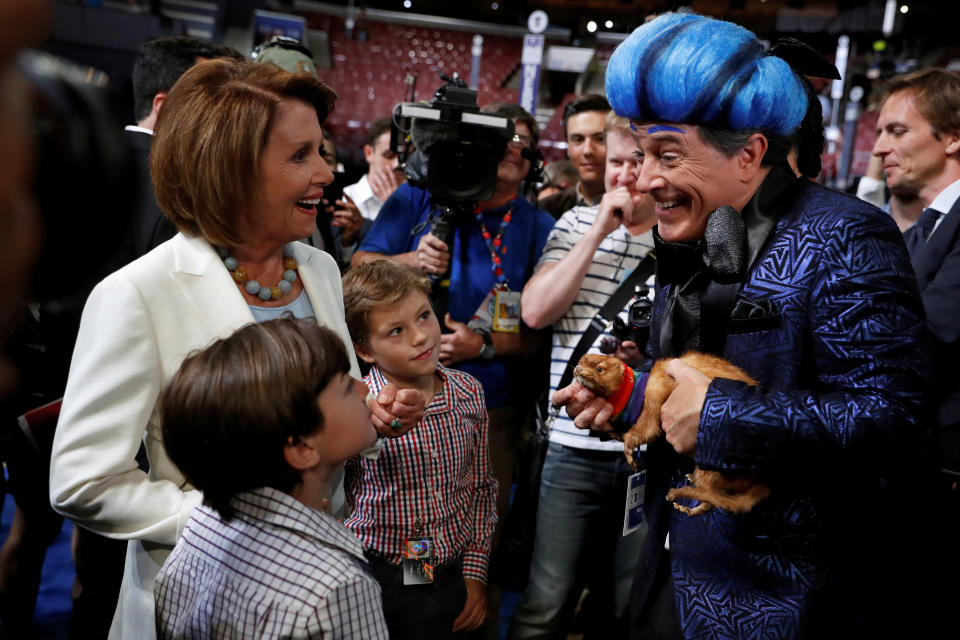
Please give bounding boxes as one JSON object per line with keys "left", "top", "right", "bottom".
{"left": 49, "top": 233, "right": 360, "bottom": 640}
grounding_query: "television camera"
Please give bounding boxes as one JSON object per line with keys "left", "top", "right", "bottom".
{"left": 390, "top": 72, "right": 515, "bottom": 245}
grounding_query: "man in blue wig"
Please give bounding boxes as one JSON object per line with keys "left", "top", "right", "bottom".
{"left": 553, "top": 12, "right": 949, "bottom": 639}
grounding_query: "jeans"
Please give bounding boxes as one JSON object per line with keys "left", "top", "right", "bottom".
{"left": 508, "top": 441, "right": 647, "bottom": 640}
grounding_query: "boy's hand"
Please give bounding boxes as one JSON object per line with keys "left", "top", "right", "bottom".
{"left": 439, "top": 314, "right": 483, "bottom": 366}
{"left": 452, "top": 578, "right": 486, "bottom": 632}
{"left": 370, "top": 383, "right": 425, "bottom": 437}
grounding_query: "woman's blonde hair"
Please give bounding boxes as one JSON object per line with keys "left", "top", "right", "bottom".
{"left": 151, "top": 58, "right": 336, "bottom": 246}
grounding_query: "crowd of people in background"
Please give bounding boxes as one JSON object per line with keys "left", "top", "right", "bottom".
{"left": 1, "top": 2, "right": 959, "bottom": 639}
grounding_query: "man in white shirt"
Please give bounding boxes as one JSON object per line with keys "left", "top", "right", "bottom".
{"left": 343, "top": 117, "right": 405, "bottom": 221}
{"left": 873, "top": 67, "right": 960, "bottom": 485}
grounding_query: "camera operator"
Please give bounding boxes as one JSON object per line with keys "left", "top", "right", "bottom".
{"left": 353, "top": 100, "right": 555, "bottom": 630}
{"left": 512, "top": 113, "right": 656, "bottom": 639}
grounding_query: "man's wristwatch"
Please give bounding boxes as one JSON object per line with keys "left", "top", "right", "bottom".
{"left": 475, "top": 329, "right": 495, "bottom": 360}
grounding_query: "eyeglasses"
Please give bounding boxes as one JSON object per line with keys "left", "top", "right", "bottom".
{"left": 509, "top": 133, "right": 533, "bottom": 149}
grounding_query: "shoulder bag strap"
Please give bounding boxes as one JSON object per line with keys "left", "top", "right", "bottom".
{"left": 558, "top": 251, "right": 657, "bottom": 392}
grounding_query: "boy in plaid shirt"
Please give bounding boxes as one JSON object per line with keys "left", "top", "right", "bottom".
{"left": 342, "top": 260, "right": 498, "bottom": 639}
{"left": 154, "top": 318, "right": 388, "bottom": 639}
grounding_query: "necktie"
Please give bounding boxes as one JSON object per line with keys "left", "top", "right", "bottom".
{"left": 916, "top": 207, "right": 941, "bottom": 242}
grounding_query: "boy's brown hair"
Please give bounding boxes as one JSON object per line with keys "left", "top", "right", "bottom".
{"left": 342, "top": 260, "right": 432, "bottom": 350}
{"left": 161, "top": 317, "right": 350, "bottom": 521}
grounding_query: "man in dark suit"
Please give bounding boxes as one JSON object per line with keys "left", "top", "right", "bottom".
{"left": 126, "top": 36, "right": 243, "bottom": 260}
{"left": 556, "top": 13, "right": 949, "bottom": 637}
{"left": 874, "top": 68, "right": 960, "bottom": 484}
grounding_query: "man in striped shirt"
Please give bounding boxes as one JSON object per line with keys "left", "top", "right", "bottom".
{"left": 512, "top": 113, "right": 657, "bottom": 639}
{"left": 342, "top": 261, "right": 498, "bottom": 639}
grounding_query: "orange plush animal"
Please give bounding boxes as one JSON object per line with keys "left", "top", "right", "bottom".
{"left": 573, "top": 352, "right": 770, "bottom": 516}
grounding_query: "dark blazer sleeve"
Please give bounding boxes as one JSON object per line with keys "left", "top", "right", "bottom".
{"left": 696, "top": 207, "right": 933, "bottom": 472}
{"left": 910, "top": 205, "right": 960, "bottom": 344}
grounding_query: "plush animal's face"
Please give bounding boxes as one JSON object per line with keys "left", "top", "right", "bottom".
{"left": 573, "top": 354, "right": 626, "bottom": 397}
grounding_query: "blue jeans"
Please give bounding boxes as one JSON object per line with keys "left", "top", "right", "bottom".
{"left": 508, "top": 441, "right": 647, "bottom": 640}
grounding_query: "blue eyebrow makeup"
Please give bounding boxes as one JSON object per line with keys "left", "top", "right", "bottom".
{"left": 646, "top": 125, "right": 685, "bottom": 134}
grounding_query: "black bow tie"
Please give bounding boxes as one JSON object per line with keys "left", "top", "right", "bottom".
{"left": 654, "top": 205, "right": 747, "bottom": 287}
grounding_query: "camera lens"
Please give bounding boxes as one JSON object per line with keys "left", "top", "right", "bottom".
{"left": 428, "top": 141, "right": 498, "bottom": 201}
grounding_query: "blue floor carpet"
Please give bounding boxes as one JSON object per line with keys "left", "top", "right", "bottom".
{"left": 1, "top": 493, "right": 74, "bottom": 639}
{"left": 2, "top": 491, "right": 523, "bottom": 639}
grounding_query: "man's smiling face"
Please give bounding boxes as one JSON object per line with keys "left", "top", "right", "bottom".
{"left": 631, "top": 123, "right": 746, "bottom": 242}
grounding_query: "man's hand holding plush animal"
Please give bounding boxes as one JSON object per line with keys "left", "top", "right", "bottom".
{"left": 661, "top": 358, "right": 710, "bottom": 458}
{"left": 551, "top": 381, "right": 615, "bottom": 431}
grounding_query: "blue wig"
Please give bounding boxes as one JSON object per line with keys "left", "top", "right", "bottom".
{"left": 605, "top": 13, "right": 807, "bottom": 136}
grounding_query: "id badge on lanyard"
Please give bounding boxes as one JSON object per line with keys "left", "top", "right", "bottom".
{"left": 466, "top": 206, "right": 520, "bottom": 333}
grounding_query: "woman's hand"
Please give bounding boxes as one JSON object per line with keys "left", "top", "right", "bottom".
{"left": 369, "top": 383, "right": 425, "bottom": 437}
{"left": 439, "top": 314, "right": 482, "bottom": 366}
{"left": 552, "top": 380, "right": 616, "bottom": 431}
{"left": 452, "top": 578, "right": 487, "bottom": 632}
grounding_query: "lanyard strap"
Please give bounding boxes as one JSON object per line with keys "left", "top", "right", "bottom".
{"left": 475, "top": 205, "right": 513, "bottom": 287}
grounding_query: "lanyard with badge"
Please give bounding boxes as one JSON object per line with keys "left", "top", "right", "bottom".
{"left": 403, "top": 445, "right": 441, "bottom": 585}
{"left": 467, "top": 206, "right": 521, "bottom": 333}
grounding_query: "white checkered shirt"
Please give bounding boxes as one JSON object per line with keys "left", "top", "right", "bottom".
{"left": 155, "top": 487, "right": 388, "bottom": 639}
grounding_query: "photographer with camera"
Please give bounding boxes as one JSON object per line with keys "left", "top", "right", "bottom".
{"left": 512, "top": 113, "right": 656, "bottom": 639}
{"left": 353, "top": 96, "right": 554, "bottom": 631}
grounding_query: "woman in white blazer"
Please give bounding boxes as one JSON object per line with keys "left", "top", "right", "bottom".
{"left": 48, "top": 59, "right": 423, "bottom": 639}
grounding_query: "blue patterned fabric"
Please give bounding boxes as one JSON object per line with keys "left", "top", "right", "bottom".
{"left": 637, "top": 174, "right": 938, "bottom": 638}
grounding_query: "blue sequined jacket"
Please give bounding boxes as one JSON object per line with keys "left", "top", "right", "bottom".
{"left": 636, "top": 171, "right": 938, "bottom": 639}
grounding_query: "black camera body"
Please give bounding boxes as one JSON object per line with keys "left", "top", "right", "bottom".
{"left": 392, "top": 74, "right": 514, "bottom": 242}
{"left": 608, "top": 285, "right": 653, "bottom": 354}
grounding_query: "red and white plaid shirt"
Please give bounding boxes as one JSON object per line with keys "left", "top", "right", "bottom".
{"left": 345, "top": 365, "right": 498, "bottom": 583}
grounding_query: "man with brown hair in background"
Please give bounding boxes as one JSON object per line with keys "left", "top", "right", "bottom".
{"left": 537, "top": 94, "right": 610, "bottom": 218}
{"left": 873, "top": 67, "right": 960, "bottom": 496}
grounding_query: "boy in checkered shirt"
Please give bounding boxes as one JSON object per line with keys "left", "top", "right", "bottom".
{"left": 154, "top": 318, "right": 388, "bottom": 639}
{"left": 342, "top": 260, "right": 498, "bottom": 639}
